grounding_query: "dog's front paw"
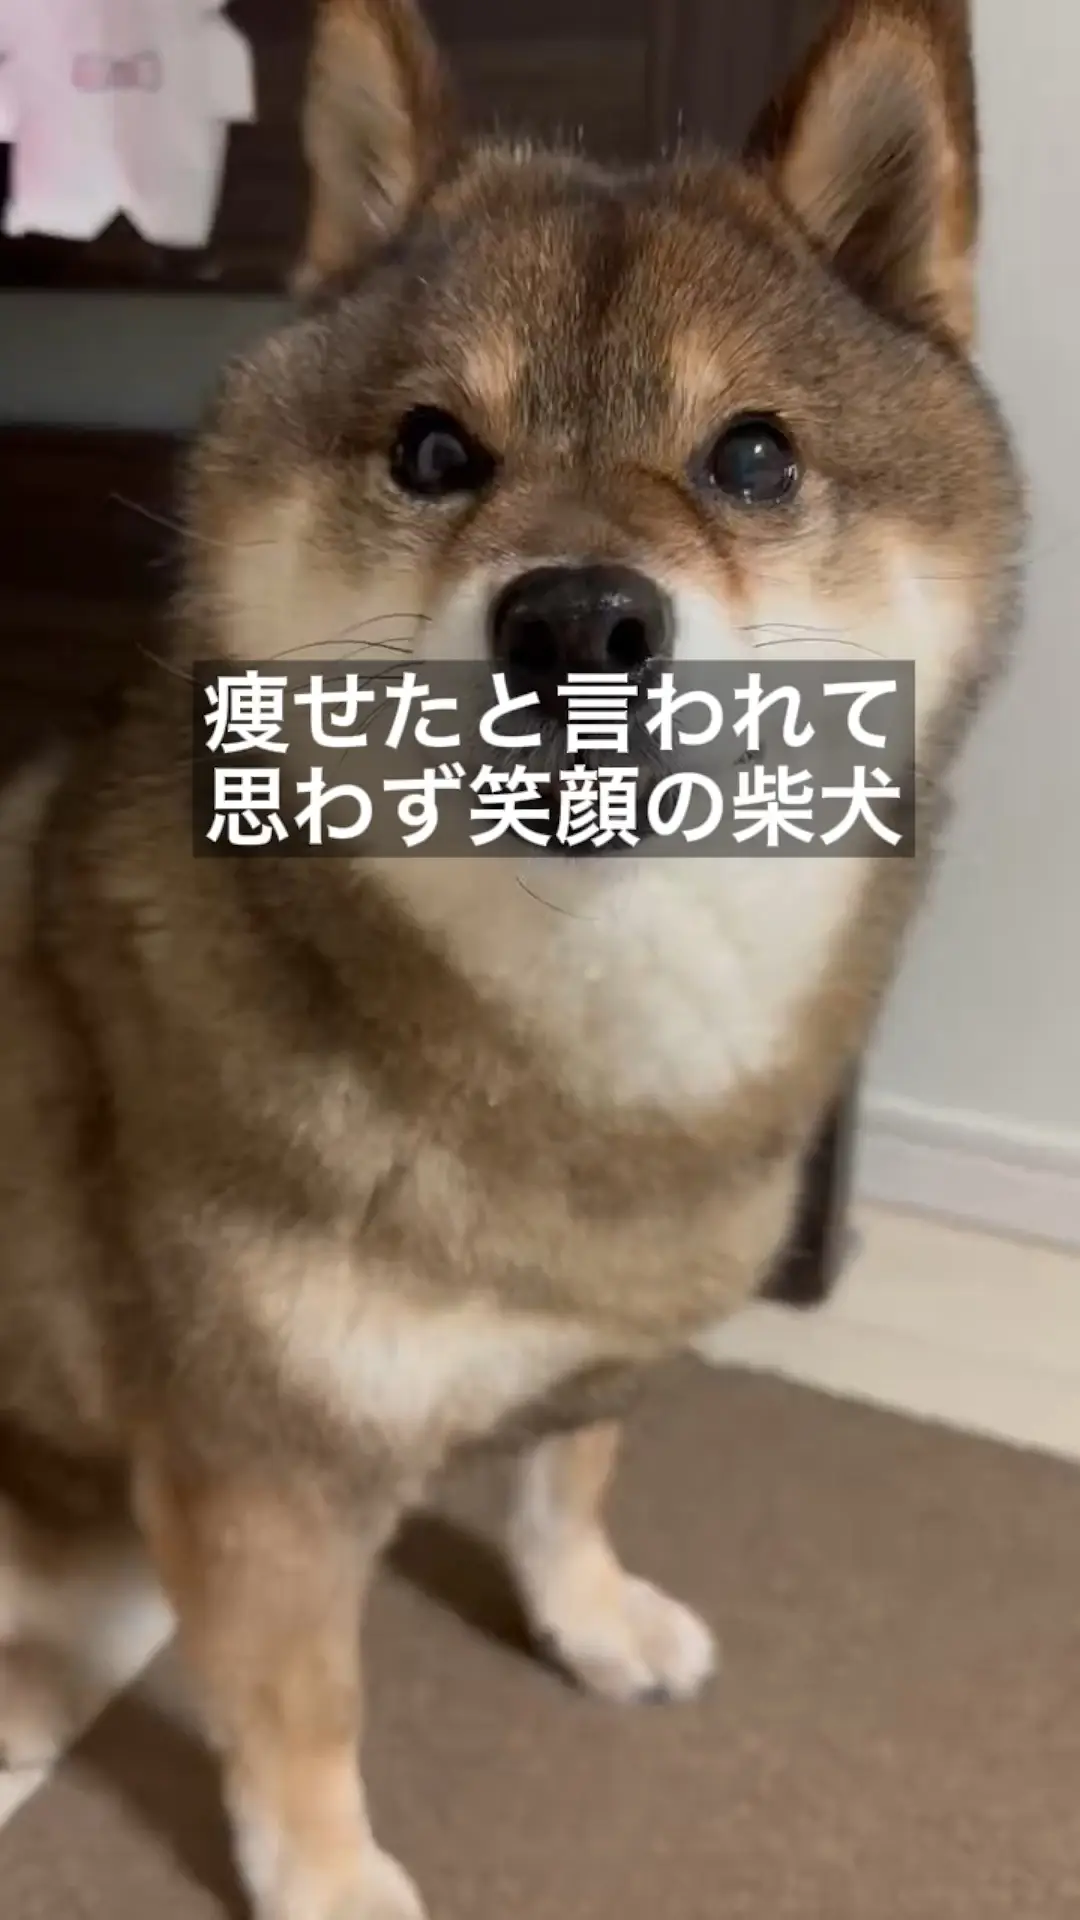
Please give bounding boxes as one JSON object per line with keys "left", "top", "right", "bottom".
{"left": 327, "top": 1850, "right": 427, "bottom": 1920}
{"left": 528, "top": 1547, "right": 718, "bottom": 1705}
{"left": 256, "top": 1850, "right": 426, "bottom": 1920}
{"left": 237, "top": 1813, "right": 426, "bottom": 1920}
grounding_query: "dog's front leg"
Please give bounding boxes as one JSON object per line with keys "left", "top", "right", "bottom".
{"left": 507, "top": 1422, "right": 717, "bottom": 1706}
{"left": 135, "top": 1447, "right": 423, "bottom": 1920}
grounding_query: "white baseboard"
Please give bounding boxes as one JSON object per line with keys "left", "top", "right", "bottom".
{"left": 854, "top": 1095, "right": 1080, "bottom": 1250}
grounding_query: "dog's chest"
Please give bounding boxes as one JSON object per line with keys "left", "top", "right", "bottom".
{"left": 387, "top": 852, "right": 869, "bottom": 1113}
{"left": 243, "top": 860, "right": 865, "bottom": 1457}
{"left": 245, "top": 1257, "right": 623, "bottom": 1458}
{"left": 242, "top": 1137, "right": 797, "bottom": 1464}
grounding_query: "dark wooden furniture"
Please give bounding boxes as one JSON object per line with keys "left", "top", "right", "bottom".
{"left": 0, "top": 0, "right": 830, "bottom": 294}
{"left": 0, "top": 0, "right": 851, "bottom": 1307}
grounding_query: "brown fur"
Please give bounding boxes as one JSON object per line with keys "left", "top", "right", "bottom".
{"left": 0, "top": 3, "right": 1023, "bottom": 1916}
{"left": 298, "top": 0, "right": 453, "bottom": 295}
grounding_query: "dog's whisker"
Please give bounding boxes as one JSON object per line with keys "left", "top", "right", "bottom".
{"left": 254, "top": 614, "right": 428, "bottom": 668}
{"left": 110, "top": 493, "right": 274, "bottom": 554}
{"left": 750, "top": 636, "right": 887, "bottom": 659}
{"left": 515, "top": 872, "right": 595, "bottom": 921}
{"left": 136, "top": 640, "right": 198, "bottom": 684}
{"left": 740, "top": 621, "right": 851, "bottom": 638}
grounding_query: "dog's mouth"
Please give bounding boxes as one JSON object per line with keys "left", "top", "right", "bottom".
{"left": 527, "top": 772, "right": 657, "bottom": 859}
{"left": 465, "top": 698, "right": 662, "bottom": 858}
{"left": 310, "top": 660, "right": 763, "bottom": 860}
{"left": 464, "top": 704, "right": 757, "bottom": 860}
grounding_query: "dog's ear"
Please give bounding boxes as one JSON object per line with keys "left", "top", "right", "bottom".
{"left": 746, "top": 0, "right": 979, "bottom": 346}
{"left": 296, "top": 0, "right": 455, "bottom": 295}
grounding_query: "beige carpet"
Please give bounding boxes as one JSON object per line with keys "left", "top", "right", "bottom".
{"left": 3, "top": 1366, "right": 1080, "bottom": 1919}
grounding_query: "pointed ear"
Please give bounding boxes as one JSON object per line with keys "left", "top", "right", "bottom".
{"left": 746, "top": 0, "right": 979, "bottom": 346}
{"left": 296, "top": 0, "right": 456, "bottom": 296}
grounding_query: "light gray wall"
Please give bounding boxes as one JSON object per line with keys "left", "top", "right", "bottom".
{"left": 865, "top": 0, "right": 1080, "bottom": 1157}
{"left": 0, "top": 292, "right": 286, "bottom": 430}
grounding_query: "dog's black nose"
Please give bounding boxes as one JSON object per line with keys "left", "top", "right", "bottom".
{"left": 489, "top": 565, "right": 673, "bottom": 693}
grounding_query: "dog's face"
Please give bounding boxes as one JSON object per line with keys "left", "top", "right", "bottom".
{"left": 189, "top": 0, "right": 1022, "bottom": 756}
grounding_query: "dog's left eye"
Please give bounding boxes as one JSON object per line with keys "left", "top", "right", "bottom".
{"left": 390, "top": 406, "right": 496, "bottom": 499}
{"left": 699, "top": 415, "right": 800, "bottom": 506}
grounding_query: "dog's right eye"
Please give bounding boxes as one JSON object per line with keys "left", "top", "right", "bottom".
{"left": 390, "top": 406, "right": 496, "bottom": 499}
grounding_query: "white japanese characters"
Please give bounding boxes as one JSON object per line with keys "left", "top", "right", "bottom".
{"left": 200, "top": 667, "right": 909, "bottom": 855}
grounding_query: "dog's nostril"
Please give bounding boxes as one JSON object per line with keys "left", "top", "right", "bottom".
{"left": 606, "top": 615, "right": 650, "bottom": 671}
{"left": 508, "top": 616, "right": 559, "bottom": 676}
{"left": 491, "top": 566, "right": 672, "bottom": 681}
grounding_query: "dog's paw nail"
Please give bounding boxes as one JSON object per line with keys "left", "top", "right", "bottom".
{"left": 641, "top": 1682, "right": 677, "bottom": 1706}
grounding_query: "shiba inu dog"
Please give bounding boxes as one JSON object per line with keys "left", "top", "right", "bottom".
{"left": 0, "top": 0, "right": 1023, "bottom": 1914}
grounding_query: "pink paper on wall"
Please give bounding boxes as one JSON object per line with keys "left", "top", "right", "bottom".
{"left": 0, "top": 0, "right": 255, "bottom": 247}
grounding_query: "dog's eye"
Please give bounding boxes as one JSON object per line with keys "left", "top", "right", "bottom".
{"left": 390, "top": 406, "right": 495, "bottom": 499}
{"left": 701, "top": 416, "right": 800, "bottom": 506}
